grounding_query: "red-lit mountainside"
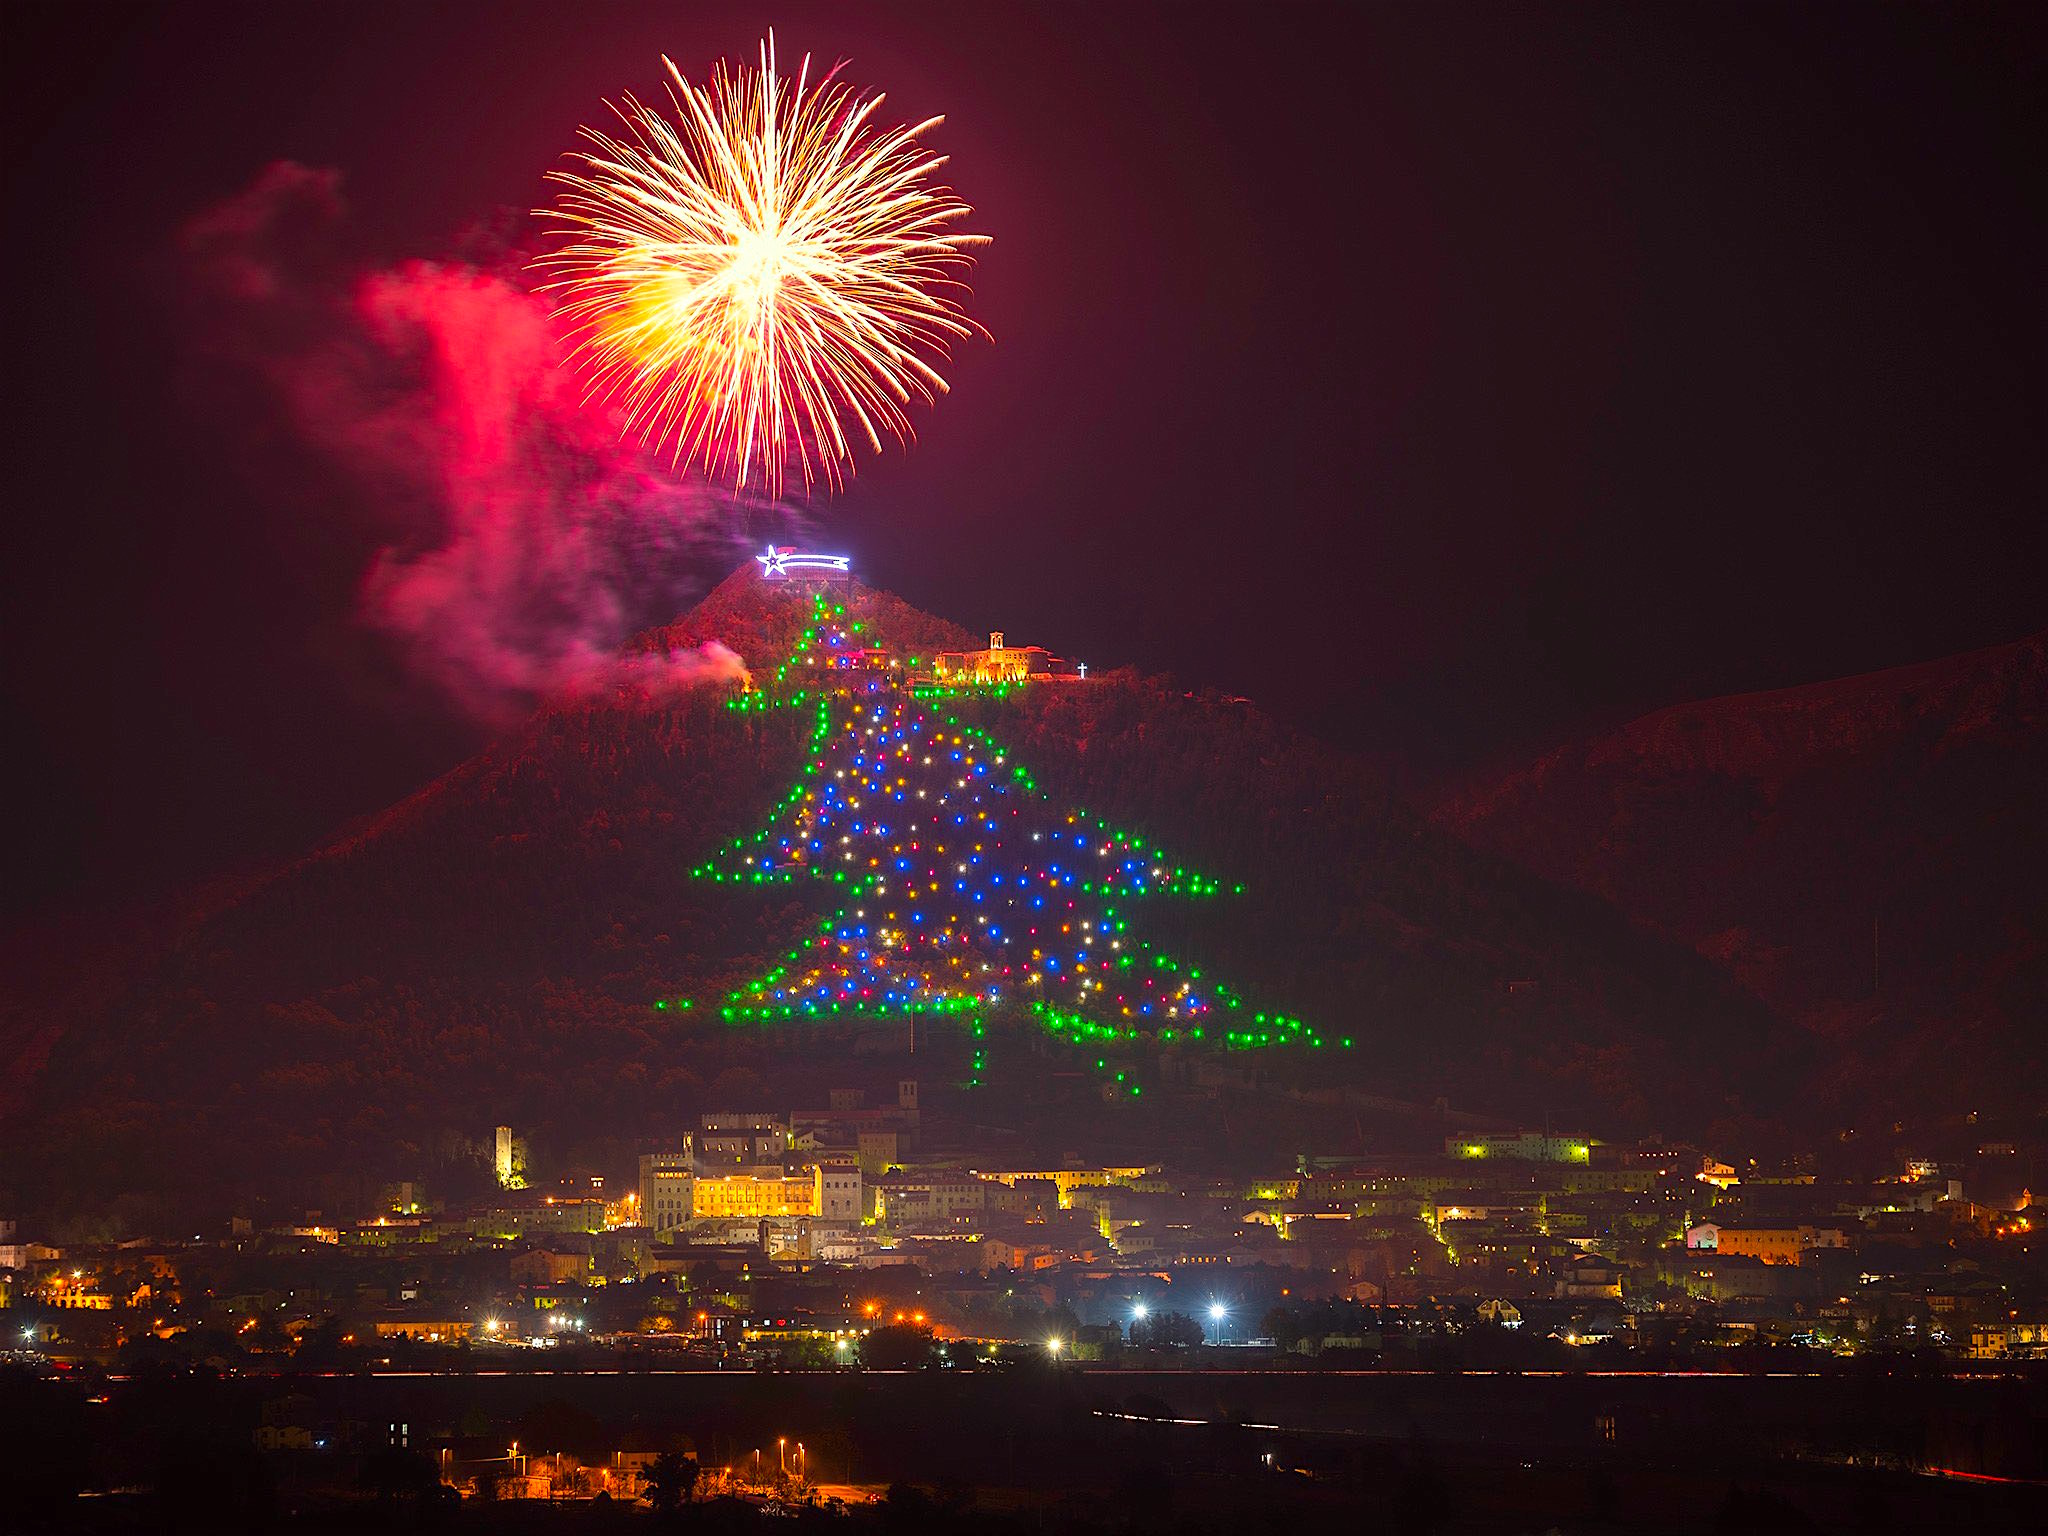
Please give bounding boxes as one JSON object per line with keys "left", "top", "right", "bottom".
{"left": 2, "top": 568, "right": 1797, "bottom": 1223}
{"left": 1436, "top": 632, "right": 2047, "bottom": 1112}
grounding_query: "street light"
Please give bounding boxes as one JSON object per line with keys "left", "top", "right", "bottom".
{"left": 1047, "top": 1336, "right": 1064, "bottom": 1358}
{"left": 1208, "top": 1302, "right": 1228, "bottom": 1346}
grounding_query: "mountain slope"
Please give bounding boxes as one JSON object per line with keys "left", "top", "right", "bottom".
{"left": 1437, "top": 632, "right": 2047, "bottom": 1109}
{"left": 1, "top": 568, "right": 1799, "bottom": 1225}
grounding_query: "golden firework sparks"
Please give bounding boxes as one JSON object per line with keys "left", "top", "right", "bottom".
{"left": 536, "top": 33, "right": 988, "bottom": 495}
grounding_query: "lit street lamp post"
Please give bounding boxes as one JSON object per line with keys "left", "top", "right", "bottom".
{"left": 1208, "top": 1302, "right": 1228, "bottom": 1347}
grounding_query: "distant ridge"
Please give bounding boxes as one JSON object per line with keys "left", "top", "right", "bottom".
{"left": 1437, "top": 630, "right": 2047, "bottom": 1110}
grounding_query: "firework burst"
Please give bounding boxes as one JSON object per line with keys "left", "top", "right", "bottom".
{"left": 536, "top": 34, "right": 987, "bottom": 495}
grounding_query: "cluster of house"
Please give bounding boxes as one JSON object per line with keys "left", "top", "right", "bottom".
{"left": 4, "top": 1114, "right": 2040, "bottom": 1365}
{"left": 1251, "top": 1132, "right": 2041, "bottom": 1355}
{"left": 249, "top": 1393, "right": 672, "bottom": 1503}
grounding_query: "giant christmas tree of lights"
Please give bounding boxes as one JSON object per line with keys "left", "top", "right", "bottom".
{"left": 682, "top": 589, "right": 1345, "bottom": 1090}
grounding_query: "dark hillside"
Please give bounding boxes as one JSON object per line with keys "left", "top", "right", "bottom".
{"left": 2, "top": 568, "right": 1802, "bottom": 1225}
{"left": 957, "top": 678, "right": 1792, "bottom": 1127}
{"left": 1438, "top": 632, "right": 2047, "bottom": 1113}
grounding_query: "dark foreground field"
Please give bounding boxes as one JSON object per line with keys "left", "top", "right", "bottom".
{"left": 8, "top": 1363, "right": 2046, "bottom": 1533}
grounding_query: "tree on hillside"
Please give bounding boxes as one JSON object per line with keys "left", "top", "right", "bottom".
{"left": 700, "top": 589, "right": 1332, "bottom": 1093}
{"left": 643, "top": 1449, "right": 698, "bottom": 1514}
{"left": 860, "top": 1322, "right": 937, "bottom": 1370}
{"left": 513, "top": 1397, "right": 606, "bottom": 1461}
{"left": 1133, "top": 1310, "right": 1203, "bottom": 1349}
{"left": 881, "top": 1482, "right": 937, "bottom": 1533}
{"left": 358, "top": 1446, "right": 439, "bottom": 1505}
{"left": 1262, "top": 1306, "right": 1305, "bottom": 1352}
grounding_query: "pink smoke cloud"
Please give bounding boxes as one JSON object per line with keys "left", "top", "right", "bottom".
{"left": 179, "top": 161, "right": 788, "bottom": 723}
{"left": 580, "top": 640, "right": 751, "bottom": 700}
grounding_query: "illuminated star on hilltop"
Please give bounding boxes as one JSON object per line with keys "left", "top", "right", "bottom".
{"left": 756, "top": 545, "right": 853, "bottom": 580}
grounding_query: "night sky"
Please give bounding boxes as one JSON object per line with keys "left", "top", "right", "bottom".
{"left": 4, "top": 2, "right": 2042, "bottom": 921}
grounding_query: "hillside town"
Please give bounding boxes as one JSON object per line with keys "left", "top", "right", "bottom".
{"left": 8, "top": 1084, "right": 2042, "bottom": 1396}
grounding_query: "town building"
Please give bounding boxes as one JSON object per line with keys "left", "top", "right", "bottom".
{"left": 932, "top": 632, "right": 1089, "bottom": 686}
{"left": 510, "top": 1247, "right": 592, "bottom": 1286}
{"left": 1446, "top": 1133, "right": 1596, "bottom": 1164}
{"left": 493, "top": 1126, "right": 528, "bottom": 1189}
{"left": 975, "top": 1165, "right": 1156, "bottom": 1208}
{"left": 371, "top": 1317, "right": 475, "bottom": 1344}
{"left": 691, "top": 1173, "right": 818, "bottom": 1221}
{"left": 814, "top": 1162, "right": 863, "bottom": 1223}
{"left": 1684, "top": 1223, "right": 1848, "bottom": 1265}
{"left": 638, "top": 1152, "right": 694, "bottom": 1233}
{"left": 1967, "top": 1320, "right": 2048, "bottom": 1360}
{"left": 692, "top": 1113, "right": 790, "bottom": 1171}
